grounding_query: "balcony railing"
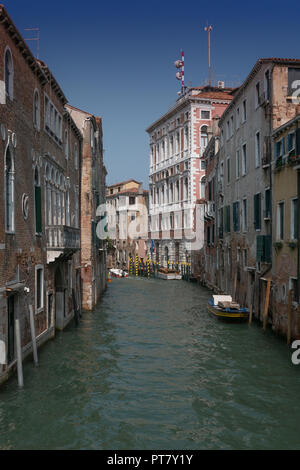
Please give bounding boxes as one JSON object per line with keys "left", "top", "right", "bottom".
{"left": 46, "top": 225, "right": 80, "bottom": 250}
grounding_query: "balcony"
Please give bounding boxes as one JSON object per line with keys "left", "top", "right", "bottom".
{"left": 46, "top": 225, "right": 80, "bottom": 263}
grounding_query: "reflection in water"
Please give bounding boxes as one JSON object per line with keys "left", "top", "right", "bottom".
{"left": 0, "top": 277, "right": 300, "bottom": 449}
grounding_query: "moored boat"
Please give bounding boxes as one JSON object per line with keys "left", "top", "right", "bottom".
{"left": 208, "top": 295, "right": 249, "bottom": 321}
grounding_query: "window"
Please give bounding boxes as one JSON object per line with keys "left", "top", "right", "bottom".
{"left": 255, "top": 82, "right": 260, "bottom": 108}
{"left": 220, "top": 130, "right": 224, "bottom": 146}
{"left": 176, "top": 132, "right": 180, "bottom": 153}
{"left": 201, "top": 160, "right": 206, "bottom": 170}
{"left": 242, "top": 99, "right": 247, "bottom": 122}
{"left": 233, "top": 201, "right": 240, "bottom": 232}
{"left": 255, "top": 132, "right": 261, "bottom": 168}
{"left": 236, "top": 108, "right": 240, "bottom": 129}
{"left": 129, "top": 196, "right": 135, "bottom": 205}
{"left": 264, "top": 70, "right": 270, "bottom": 101}
{"left": 36, "top": 265, "right": 44, "bottom": 312}
{"left": 64, "top": 130, "right": 69, "bottom": 159}
{"left": 201, "top": 110, "right": 210, "bottom": 120}
{"left": 277, "top": 201, "right": 284, "bottom": 240}
{"left": 224, "top": 205, "right": 231, "bottom": 233}
{"left": 200, "top": 176, "right": 206, "bottom": 199}
{"left": 4, "top": 48, "right": 13, "bottom": 100}
{"left": 230, "top": 116, "right": 234, "bottom": 136}
{"left": 34, "top": 167, "right": 42, "bottom": 234}
{"left": 226, "top": 156, "right": 230, "bottom": 184}
{"left": 291, "top": 198, "right": 298, "bottom": 240}
{"left": 33, "top": 90, "right": 40, "bottom": 130}
{"left": 288, "top": 68, "right": 300, "bottom": 97}
{"left": 265, "top": 188, "right": 271, "bottom": 219}
{"left": 5, "top": 146, "right": 14, "bottom": 232}
{"left": 254, "top": 193, "right": 261, "bottom": 231}
{"left": 275, "top": 139, "right": 284, "bottom": 159}
{"left": 184, "top": 178, "right": 188, "bottom": 200}
{"left": 236, "top": 150, "right": 240, "bottom": 179}
{"left": 226, "top": 121, "right": 230, "bottom": 140}
{"left": 242, "top": 199, "right": 247, "bottom": 232}
{"left": 287, "top": 132, "right": 296, "bottom": 153}
{"left": 184, "top": 127, "right": 189, "bottom": 150}
{"left": 242, "top": 143, "right": 247, "bottom": 176}
{"left": 200, "top": 126, "right": 208, "bottom": 154}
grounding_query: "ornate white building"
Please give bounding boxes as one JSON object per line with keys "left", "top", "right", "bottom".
{"left": 146, "top": 86, "right": 234, "bottom": 271}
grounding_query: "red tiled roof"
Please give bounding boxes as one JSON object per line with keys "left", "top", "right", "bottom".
{"left": 107, "top": 179, "right": 142, "bottom": 189}
{"left": 193, "top": 91, "right": 234, "bottom": 100}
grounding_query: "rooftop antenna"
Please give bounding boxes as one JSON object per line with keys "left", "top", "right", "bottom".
{"left": 204, "top": 24, "right": 213, "bottom": 87}
{"left": 174, "top": 50, "right": 185, "bottom": 95}
{"left": 24, "top": 28, "right": 40, "bottom": 59}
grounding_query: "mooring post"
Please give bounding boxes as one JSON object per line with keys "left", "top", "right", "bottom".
{"left": 29, "top": 304, "right": 38, "bottom": 366}
{"left": 263, "top": 279, "right": 271, "bottom": 333}
{"left": 15, "top": 318, "right": 24, "bottom": 388}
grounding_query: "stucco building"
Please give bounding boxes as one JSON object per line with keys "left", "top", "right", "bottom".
{"left": 106, "top": 180, "right": 148, "bottom": 270}
{"left": 205, "top": 58, "right": 300, "bottom": 336}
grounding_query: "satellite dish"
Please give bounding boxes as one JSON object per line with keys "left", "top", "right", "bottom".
{"left": 176, "top": 72, "right": 182, "bottom": 80}
{"left": 174, "top": 60, "right": 183, "bottom": 68}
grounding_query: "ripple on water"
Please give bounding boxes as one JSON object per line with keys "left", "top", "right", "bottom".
{"left": 0, "top": 278, "right": 300, "bottom": 449}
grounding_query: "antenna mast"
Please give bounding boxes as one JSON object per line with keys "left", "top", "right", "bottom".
{"left": 24, "top": 28, "right": 40, "bottom": 59}
{"left": 204, "top": 24, "right": 213, "bottom": 87}
{"left": 174, "top": 50, "right": 185, "bottom": 95}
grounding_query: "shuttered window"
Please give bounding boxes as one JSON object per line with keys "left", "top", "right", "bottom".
{"left": 254, "top": 193, "right": 261, "bottom": 230}
{"left": 233, "top": 201, "right": 240, "bottom": 232}
{"left": 257, "top": 235, "right": 272, "bottom": 263}
{"left": 224, "top": 205, "right": 231, "bottom": 233}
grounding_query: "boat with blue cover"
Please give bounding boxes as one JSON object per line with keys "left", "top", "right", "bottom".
{"left": 208, "top": 295, "right": 249, "bottom": 321}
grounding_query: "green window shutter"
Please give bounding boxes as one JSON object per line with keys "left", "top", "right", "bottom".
{"left": 254, "top": 193, "right": 261, "bottom": 230}
{"left": 264, "top": 235, "right": 272, "bottom": 263}
{"left": 35, "top": 186, "right": 42, "bottom": 233}
{"left": 257, "top": 235, "right": 264, "bottom": 262}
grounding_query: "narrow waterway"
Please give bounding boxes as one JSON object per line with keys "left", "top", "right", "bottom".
{"left": 0, "top": 278, "right": 300, "bottom": 450}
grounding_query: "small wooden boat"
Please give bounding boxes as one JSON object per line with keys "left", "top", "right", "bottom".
{"left": 208, "top": 295, "right": 249, "bottom": 321}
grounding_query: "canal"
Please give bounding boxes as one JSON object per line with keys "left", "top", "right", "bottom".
{"left": 0, "top": 277, "right": 300, "bottom": 450}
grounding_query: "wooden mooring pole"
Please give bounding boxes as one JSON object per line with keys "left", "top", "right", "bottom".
{"left": 263, "top": 279, "right": 271, "bottom": 333}
{"left": 29, "top": 304, "right": 38, "bottom": 366}
{"left": 15, "top": 318, "right": 24, "bottom": 388}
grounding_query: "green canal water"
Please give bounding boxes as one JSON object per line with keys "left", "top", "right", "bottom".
{"left": 0, "top": 277, "right": 300, "bottom": 450}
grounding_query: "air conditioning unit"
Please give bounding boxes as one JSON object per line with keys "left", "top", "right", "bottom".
{"left": 217, "top": 81, "right": 225, "bottom": 89}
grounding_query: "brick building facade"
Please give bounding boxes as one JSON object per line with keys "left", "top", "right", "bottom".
{"left": 0, "top": 5, "right": 82, "bottom": 384}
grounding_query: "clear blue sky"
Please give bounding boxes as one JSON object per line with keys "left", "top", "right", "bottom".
{"left": 4, "top": 0, "right": 300, "bottom": 187}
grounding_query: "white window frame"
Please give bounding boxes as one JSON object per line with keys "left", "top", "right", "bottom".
{"left": 242, "top": 99, "right": 247, "bottom": 123}
{"left": 35, "top": 264, "right": 44, "bottom": 314}
{"left": 236, "top": 149, "right": 240, "bottom": 179}
{"left": 242, "top": 143, "right": 247, "bottom": 176}
{"left": 277, "top": 200, "right": 285, "bottom": 241}
{"left": 255, "top": 131, "right": 261, "bottom": 168}
{"left": 291, "top": 197, "right": 298, "bottom": 241}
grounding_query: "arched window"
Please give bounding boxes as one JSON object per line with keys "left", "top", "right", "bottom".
{"left": 64, "top": 130, "right": 69, "bottom": 159}
{"left": 33, "top": 90, "right": 40, "bottom": 130}
{"left": 34, "top": 167, "right": 42, "bottom": 234}
{"left": 4, "top": 48, "right": 13, "bottom": 100}
{"left": 200, "top": 125, "right": 208, "bottom": 155}
{"left": 184, "top": 178, "right": 188, "bottom": 200}
{"left": 5, "top": 147, "right": 14, "bottom": 232}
